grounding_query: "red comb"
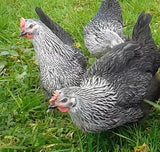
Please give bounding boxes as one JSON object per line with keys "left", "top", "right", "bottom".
{"left": 49, "top": 90, "right": 59, "bottom": 104}
{"left": 20, "top": 17, "right": 25, "bottom": 30}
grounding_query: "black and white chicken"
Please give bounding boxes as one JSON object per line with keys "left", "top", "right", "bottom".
{"left": 19, "top": 9, "right": 87, "bottom": 98}
{"left": 84, "top": 0, "right": 126, "bottom": 58}
{"left": 48, "top": 12, "right": 160, "bottom": 132}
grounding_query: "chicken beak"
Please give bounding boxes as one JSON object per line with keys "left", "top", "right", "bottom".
{"left": 47, "top": 104, "right": 57, "bottom": 113}
{"left": 47, "top": 90, "right": 60, "bottom": 112}
{"left": 19, "top": 31, "right": 27, "bottom": 39}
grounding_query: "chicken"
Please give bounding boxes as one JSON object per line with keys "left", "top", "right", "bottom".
{"left": 84, "top": 0, "right": 126, "bottom": 58}
{"left": 19, "top": 12, "right": 87, "bottom": 98}
{"left": 48, "top": 12, "right": 160, "bottom": 132}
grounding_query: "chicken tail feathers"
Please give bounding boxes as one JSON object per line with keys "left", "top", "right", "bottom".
{"left": 132, "top": 11, "right": 152, "bottom": 43}
{"left": 98, "top": 0, "right": 122, "bottom": 24}
{"left": 35, "top": 7, "right": 52, "bottom": 29}
{"left": 35, "top": 7, "right": 74, "bottom": 46}
{"left": 132, "top": 12, "right": 160, "bottom": 103}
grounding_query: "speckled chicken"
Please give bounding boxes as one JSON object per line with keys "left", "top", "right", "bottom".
{"left": 84, "top": 0, "right": 126, "bottom": 58}
{"left": 48, "top": 12, "right": 160, "bottom": 132}
{"left": 19, "top": 9, "right": 87, "bottom": 98}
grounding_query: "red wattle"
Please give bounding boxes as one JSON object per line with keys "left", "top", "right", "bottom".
{"left": 58, "top": 107, "right": 69, "bottom": 113}
{"left": 25, "top": 34, "right": 34, "bottom": 39}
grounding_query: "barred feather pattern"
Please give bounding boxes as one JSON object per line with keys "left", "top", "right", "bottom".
{"left": 84, "top": 0, "right": 125, "bottom": 58}
{"left": 32, "top": 22, "right": 85, "bottom": 97}
{"left": 67, "top": 76, "right": 143, "bottom": 132}
{"left": 85, "top": 21, "right": 124, "bottom": 58}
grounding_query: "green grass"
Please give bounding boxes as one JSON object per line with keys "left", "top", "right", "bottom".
{"left": 0, "top": 0, "right": 160, "bottom": 151}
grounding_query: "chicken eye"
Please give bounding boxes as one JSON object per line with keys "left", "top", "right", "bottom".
{"left": 29, "top": 24, "right": 34, "bottom": 28}
{"left": 61, "top": 98, "right": 68, "bottom": 103}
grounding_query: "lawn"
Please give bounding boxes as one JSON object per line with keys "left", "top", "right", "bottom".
{"left": 0, "top": 0, "right": 160, "bottom": 151}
